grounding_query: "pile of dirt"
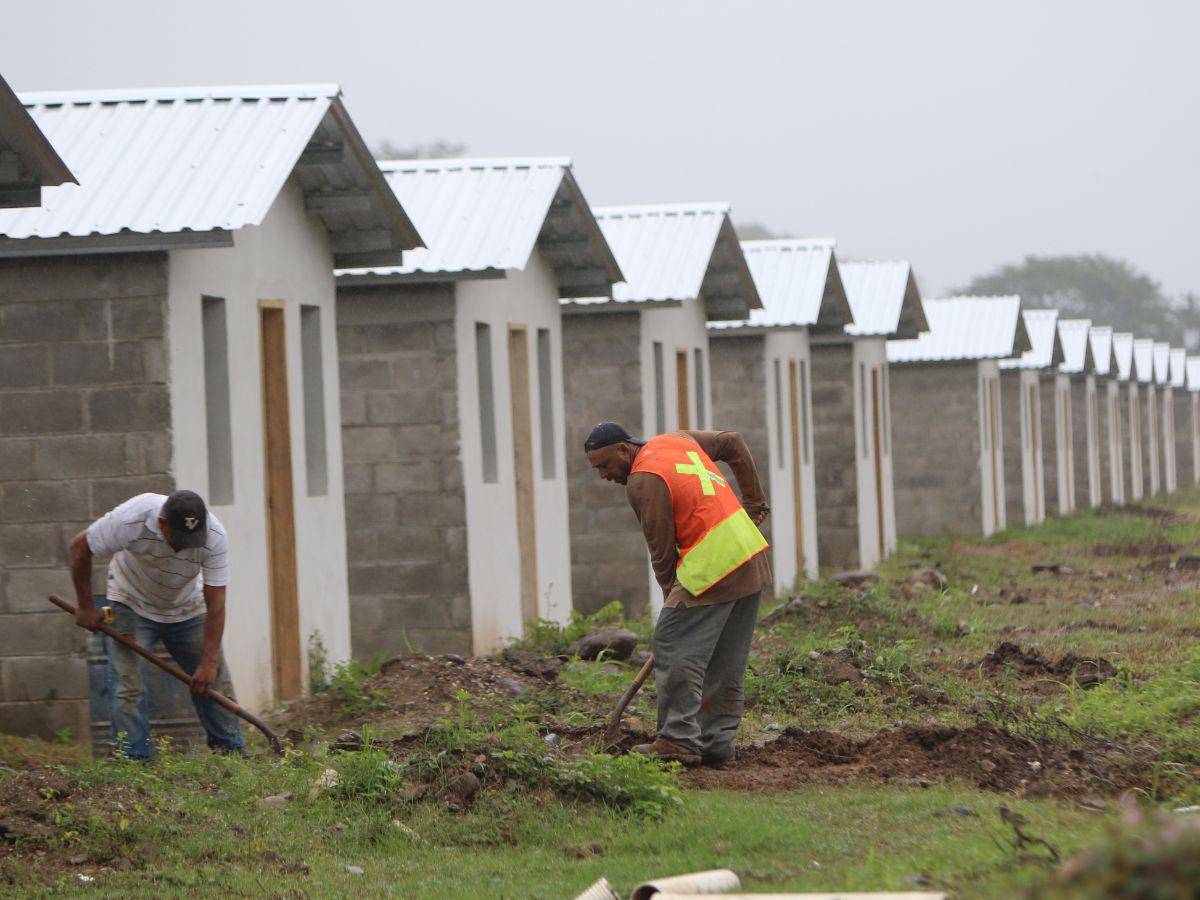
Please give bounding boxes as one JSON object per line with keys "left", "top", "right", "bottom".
{"left": 977, "top": 642, "right": 1117, "bottom": 688}
{"left": 287, "top": 652, "right": 552, "bottom": 735}
{"left": 686, "top": 722, "right": 1154, "bottom": 798}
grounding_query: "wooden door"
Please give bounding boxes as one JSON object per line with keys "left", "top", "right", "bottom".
{"left": 676, "top": 349, "right": 690, "bottom": 429}
{"left": 1027, "top": 383, "right": 1041, "bottom": 518}
{"left": 508, "top": 326, "right": 539, "bottom": 628}
{"left": 259, "top": 302, "right": 301, "bottom": 701}
{"left": 987, "top": 377, "right": 1001, "bottom": 532}
{"left": 788, "top": 360, "right": 804, "bottom": 575}
{"left": 870, "top": 367, "right": 885, "bottom": 558}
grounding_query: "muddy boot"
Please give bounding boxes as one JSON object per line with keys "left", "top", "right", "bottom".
{"left": 630, "top": 737, "right": 701, "bottom": 766}
{"left": 700, "top": 749, "right": 735, "bottom": 769}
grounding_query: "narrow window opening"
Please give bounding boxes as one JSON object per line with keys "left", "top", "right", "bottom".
{"left": 653, "top": 341, "right": 665, "bottom": 434}
{"left": 676, "top": 349, "right": 690, "bottom": 430}
{"left": 201, "top": 296, "right": 234, "bottom": 505}
{"left": 476, "top": 323, "right": 498, "bottom": 483}
{"left": 773, "top": 358, "right": 784, "bottom": 468}
{"left": 859, "top": 362, "right": 868, "bottom": 458}
{"left": 300, "top": 305, "right": 328, "bottom": 497}
{"left": 694, "top": 347, "right": 706, "bottom": 428}
{"left": 881, "top": 365, "right": 891, "bottom": 454}
{"left": 536, "top": 328, "right": 556, "bottom": 479}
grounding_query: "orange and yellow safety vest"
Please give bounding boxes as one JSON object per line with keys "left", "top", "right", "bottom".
{"left": 630, "top": 433, "right": 768, "bottom": 596}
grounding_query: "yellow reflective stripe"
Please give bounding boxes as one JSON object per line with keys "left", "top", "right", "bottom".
{"left": 673, "top": 450, "right": 726, "bottom": 495}
{"left": 676, "top": 509, "right": 769, "bottom": 595}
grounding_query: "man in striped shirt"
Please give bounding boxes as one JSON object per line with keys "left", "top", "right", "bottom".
{"left": 67, "top": 490, "right": 243, "bottom": 759}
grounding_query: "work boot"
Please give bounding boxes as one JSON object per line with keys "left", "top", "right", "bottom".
{"left": 629, "top": 737, "right": 701, "bottom": 766}
{"left": 700, "top": 749, "right": 735, "bottom": 769}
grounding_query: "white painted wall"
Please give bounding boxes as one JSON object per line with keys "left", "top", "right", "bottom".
{"left": 167, "top": 177, "right": 351, "bottom": 713}
{"left": 1163, "top": 387, "right": 1177, "bottom": 492}
{"left": 1085, "top": 376, "right": 1102, "bottom": 507}
{"left": 762, "top": 329, "right": 819, "bottom": 587}
{"left": 456, "top": 251, "right": 573, "bottom": 652}
{"left": 977, "top": 361, "right": 1005, "bottom": 536}
{"left": 1017, "top": 369, "right": 1046, "bottom": 524}
{"left": 1054, "top": 373, "right": 1075, "bottom": 515}
{"left": 1129, "top": 384, "right": 1144, "bottom": 500}
{"left": 1107, "top": 380, "right": 1125, "bottom": 504}
{"left": 638, "top": 299, "right": 712, "bottom": 611}
{"left": 851, "top": 338, "right": 894, "bottom": 570}
{"left": 1193, "top": 394, "right": 1200, "bottom": 486}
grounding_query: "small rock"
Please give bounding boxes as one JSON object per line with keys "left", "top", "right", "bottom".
{"left": 828, "top": 570, "right": 879, "bottom": 588}
{"left": 346, "top": 865, "right": 364, "bottom": 876}
{"left": 68, "top": 855, "right": 87, "bottom": 865}
{"left": 256, "top": 793, "right": 291, "bottom": 811}
{"left": 563, "top": 842, "right": 603, "bottom": 859}
{"left": 570, "top": 627, "right": 639, "bottom": 661}
{"left": 501, "top": 648, "right": 563, "bottom": 679}
{"left": 1010, "top": 594, "right": 1028, "bottom": 605}
{"left": 951, "top": 805, "right": 978, "bottom": 817}
{"left": 332, "top": 731, "right": 364, "bottom": 751}
{"left": 495, "top": 677, "right": 529, "bottom": 697}
{"left": 447, "top": 771, "right": 481, "bottom": 802}
{"left": 809, "top": 650, "right": 821, "bottom": 660}
{"left": 113, "top": 858, "right": 133, "bottom": 871}
{"left": 626, "top": 706, "right": 637, "bottom": 716}
{"left": 904, "top": 566, "right": 949, "bottom": 591}
{"left": 1176, "top": 555, "right": 1200, "bottom": 571}
{"left": 979, "top": 759, "right": 996, "bottom": 773}
{"left": 629, "top": 649, "right": 653, "bottom": 668}
{"left": 954, "top": 620, "right": 972, "bottom": 637}
{"left": 332, "top": 822, "right": 347, "bottom": 832}
{"left": 906, "top": 874, "right": 932, "bottom": 887}
{"left": 1173, "top": 805, "right": 1200, "bottom": 814}
{"left": 1028, "top": 761, "right": 1043, "bottom": 772}
{"left": 543, "top": 733, "right": 560, "bottom": 749}
{"left": 764, "top": 723, "right": 782, "bottom": 732}
{"left": 442, "top": 653, "right": 466, "bottom": 665}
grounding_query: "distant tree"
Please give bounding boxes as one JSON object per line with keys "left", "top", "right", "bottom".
{"left": 373, "top": 139, "right": 467, "bottom": 161}
{"left": 956, "top": 254, "right": 1181, "bottom": 339}
{"left": 735, "top": 222, "right": 779, "bottom": 241}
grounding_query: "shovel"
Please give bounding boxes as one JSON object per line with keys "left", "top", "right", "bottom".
{"left": 48, "top": 594, "right": 284, "bottom": 755}
{"left": 603, "top": 653, "right": 654, "bottom": 746}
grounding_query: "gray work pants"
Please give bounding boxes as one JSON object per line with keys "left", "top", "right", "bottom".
{"left": 652, "top": 591, "right": 761, "bottom": 758}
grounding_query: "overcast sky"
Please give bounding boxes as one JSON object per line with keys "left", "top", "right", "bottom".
{"left": 6, "top": 1, "right": 1198, "bottom": 297}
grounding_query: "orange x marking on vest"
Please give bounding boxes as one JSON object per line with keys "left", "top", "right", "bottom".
{"left": 674, "top": 450, "right": 727, "bottom": 496}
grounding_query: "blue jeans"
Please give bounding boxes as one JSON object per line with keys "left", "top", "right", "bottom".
{"left": 105, "top": 600, "right": 244, "bottom": 759}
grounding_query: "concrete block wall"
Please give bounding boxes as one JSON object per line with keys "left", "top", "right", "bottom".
{"left": 889, "top": 361, "right": 983, "bottom": 537}
{"left": 1000, "top": 372, "right": 1027, "bottom": 523}
{"left": 809, "top": 342, "right": 859, "bottom": 569}
{"left": 0, "top": 253, "right": 173, "bottom": 741}
{"left": 1176, "top": 391, "right": 1196, "bottom": 488}
{"left": 1039, "top": 377, "right": 1061, "bottom": 515}
{"left": 709, "top": 335, "right": 771, "bottom": 543}
{"left": 1095, "top": 381, "right": 1111, "bottom": 505}
{"left": 336, "top": 285, "right": 470, "bottom": 659}
{"left": 1070, "top": 378, "right": 1092, "bottom": 507}
{"left": 561, "top": 311, "right": 647, "bottom": 615}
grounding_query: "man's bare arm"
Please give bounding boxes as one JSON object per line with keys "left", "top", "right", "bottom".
{"left": 684, "top": 429, "right": 770, "bottom": 524}
{"left": 67, "top": 531, "right": 101, "bottom": 631}
{"left": 192, "top": 584, "right": 227, "bottom": 695}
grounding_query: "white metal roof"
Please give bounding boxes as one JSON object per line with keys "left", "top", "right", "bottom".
{"left": 1153, "top": 342, "right": 1171, "bottom": 385}
{"left": 887, "top": 295, "right": 1026, "bottom": 363}
{"left": 708, "top": 238, "right": 852, "bottom": 332}
{"left": 0, "top": 72, "right": 75, "bottom": 207}
{"left": 838, "top": 259, "right": 927, "bottom": 338}
{"left": 1112, "top": 333, "right": 1134, "bottom": 381}
{"left": 1188, "top": 357, "right": 1200, "bottom": 392}
{"left": 1133, "top": 339, "right": 1156, "bottom": 384}
{"left": 1170, "top": 348, "right": 1187, "bottom": 388}
{"left": 0, "top": 83, "right": 421, "bottom": 264}
{"left": 589, "top": 202, "right": 760, "bottom": 319}
{"left": 1057, "top": 319, "right": 1094, "bottom": 374}
{"left": 335, "top": 157, "right": 621, "bottom": 297}
{"left": 1000, "top": 309, "right": 1064, "bottom": 370}
{"left": 1088, "top": 327, "right": 1115, "bottom": 377}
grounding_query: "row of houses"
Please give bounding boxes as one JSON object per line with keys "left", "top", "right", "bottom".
{"left": 2, "top": 78, "right": 1197, "bottom": 741}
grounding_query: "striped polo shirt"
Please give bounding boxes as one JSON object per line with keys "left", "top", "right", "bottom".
{"left": 86, "top": 493, "right": 229, "bottom": 623}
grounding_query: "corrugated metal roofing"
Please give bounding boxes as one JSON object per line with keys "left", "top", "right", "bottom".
{"left": 708, "top": 238, "right": 851, "bottom": 331}
{"left": 0, "top": 83, "right": 421, "bottom": 261}
{"left": 589, "top": 203, "right": 760, "bottom": 317}
{"left": 1153, "top": 342, "right": 1171, "bottom": 385}
{"left": 1000, "top": 309, "right": 1062, "bottom": 370}
{"left": 1089, "top": 326, "right": 1115, "bottom": 377}
{"left": 1188, "top": 357, "right": 1200, "bottom": 392}
{"left": 1170, "top": 348, "right": 1187, "bottom": 388}
{"left": 335, "top": 157, "right": 620, "bottom": 292}
{"left": 1112, "top": 333, "right": 1134, "bottom": 381}
{"left": 0, "top": 72, "right": 75, "bottom": 207}
{"left": 1133, "top": 339, "right": 1155, "bottom": 384}
{"left": 887, "top": 295, "right": 1023, "bottom": 363}
{"left": 1058, "top": 319, "right": 1093, "bottom": 374}
{"left": 838, "top": 259, "right": 927, "bottom": 338}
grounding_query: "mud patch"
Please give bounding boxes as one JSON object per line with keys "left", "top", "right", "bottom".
{"left": 976, "top": 642, "right": 1117, "bottom": 689}
{"left": 685, "top": 722, "right": 1153, "bottom": 798}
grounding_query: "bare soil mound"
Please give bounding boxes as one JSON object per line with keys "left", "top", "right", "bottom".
{"left": 977, "top": 642, "right": 1117, "bottom": 688}
{"left": 686, "top": 722, "right": 1152, "bottom": 798}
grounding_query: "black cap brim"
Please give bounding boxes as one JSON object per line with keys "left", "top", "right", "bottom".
{"left": 173, "top": 527, "right": 208, "bottom": 550}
